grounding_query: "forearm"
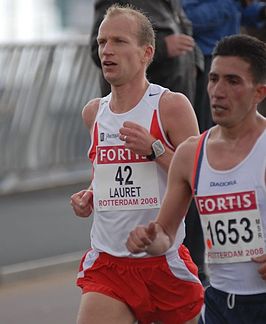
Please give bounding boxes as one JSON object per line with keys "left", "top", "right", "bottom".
{"left": 154, "top": 146, "right": 174, "bottom": 172}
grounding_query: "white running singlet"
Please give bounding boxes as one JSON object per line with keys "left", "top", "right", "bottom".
{"left": 194, "top": 129, "right": 266, "bottom": 294}
{"left": 88, "top": 84, "right": 186, "bottom": 257}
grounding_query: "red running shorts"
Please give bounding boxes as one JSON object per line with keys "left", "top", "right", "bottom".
{"left": 77, "top": 245, "right": 204, "bottom": 324}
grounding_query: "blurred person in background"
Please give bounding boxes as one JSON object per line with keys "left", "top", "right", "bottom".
{"left": 90, "top": 0, "right": 208, "bottom": 285}
{"left": 242, "top": 0, "right": 266, "bottom": 116}
{"left": 71, "top": 4, "right": 204, "bottom": 324}
{"left": 182, "top": 0, "right": 266, "bottom": 132}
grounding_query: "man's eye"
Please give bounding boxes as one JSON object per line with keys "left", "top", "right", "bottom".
{"left": 228, "top": 79, "right": 239, "bottom": 85}
{"left": 209, "top": 77, "right": 217, "bottom": 82}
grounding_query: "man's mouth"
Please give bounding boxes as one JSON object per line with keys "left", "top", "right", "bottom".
{"left": 102, "top": 61, "right": 117, "bottom": 67}
{"left": 212, "top": 104, "right": 226, "bottom": 113}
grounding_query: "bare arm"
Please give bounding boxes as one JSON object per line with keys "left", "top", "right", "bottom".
{"left": 126, "top": 137, "right": 199, "bottom": 254}
{"left": 81, "top": 98, "right": 100, "bottom": 132}
{"left": 70, "top": 98, "right": 100, "bottom": 218}
{"left": 156, "top": 91, "right": 199, "bottom": 171}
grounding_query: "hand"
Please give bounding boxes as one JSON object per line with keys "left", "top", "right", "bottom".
{"left": 164, "top": 34, "right": 195, "bottom": 58}
{"left": 252, "top": 254, "right": 266, "bottom": 280}
{"left": 126, "top": 222, "right": 157, "bottom": 253}
{"left": 119, "top": 121, "right": 155, "bottom": 156}
{"left": 70, "top": 189, "right": 94, "bottom": 218}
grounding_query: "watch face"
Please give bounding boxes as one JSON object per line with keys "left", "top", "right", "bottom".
{"left": 152, "top": 140, "right": 165, "bottom": 158}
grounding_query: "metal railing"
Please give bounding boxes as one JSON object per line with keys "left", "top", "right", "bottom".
{"left": 0, "top": 38, "right": 100, "bottom": 194}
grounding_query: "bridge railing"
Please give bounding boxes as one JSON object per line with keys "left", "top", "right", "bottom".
{"left": 0, "top": 38, "right": 100, "bottom": 194}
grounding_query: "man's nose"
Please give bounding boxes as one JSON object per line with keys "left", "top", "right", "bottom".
{"left": 101, "top": 41, "right": 113, "bottom": 54}
{"left": 210, "top": 80, "right": 226, "bottom": 98}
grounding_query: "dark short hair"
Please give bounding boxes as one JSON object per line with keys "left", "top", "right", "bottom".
{"left": 212, "top": 34, "right": 266, "bottom": 84}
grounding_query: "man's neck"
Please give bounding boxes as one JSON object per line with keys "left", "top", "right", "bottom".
{"left": 109, "top": 79, "right": 150, "bottom": 113}
{"left": 215, "top": 113, "right": 265, "bottom": 142}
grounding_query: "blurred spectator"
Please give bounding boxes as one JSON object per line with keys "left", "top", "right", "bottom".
{"left": 240, "top": 0, "right": 266, "bottom": 29}
{"left": 90, "top": 0, "right": 204, "bottom": 104}
{"left": 242, "top": 0, "right": 266, "bottom": 116}
{"left": 182, "top": 0, "right": 266, "bottom": 131}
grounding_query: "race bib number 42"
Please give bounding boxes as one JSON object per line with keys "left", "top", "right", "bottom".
{"left": 195, "top": 190, "right": 265, "bottom": 264}
{"left": 94, "top": 145, "right": 161, "bottom": 211}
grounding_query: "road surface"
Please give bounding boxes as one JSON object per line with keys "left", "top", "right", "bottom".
{"left": 0, "top": 264, "right": 81, "bottom": 324}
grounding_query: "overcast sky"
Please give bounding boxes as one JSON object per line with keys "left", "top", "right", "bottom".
{"left": 0, "top": 0, "right": 61, "bottom": 42}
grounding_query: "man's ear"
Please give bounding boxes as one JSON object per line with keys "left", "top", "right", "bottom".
{"left": 255, "top": 83, "right": 266, "bottom": 105}
{"left": 142, "top": 45, "right": 154, "bottom": 66}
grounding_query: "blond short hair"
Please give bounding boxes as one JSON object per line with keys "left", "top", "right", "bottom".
{"left": 104, "top": 4, "right": 155, "bottom": 49}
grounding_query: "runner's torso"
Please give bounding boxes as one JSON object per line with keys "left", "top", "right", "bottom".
{"left": 194, "top": 128, "right": 266, "bottom": 294}
{"left": 89, "top": 84, "right": 186, "bottom": 257}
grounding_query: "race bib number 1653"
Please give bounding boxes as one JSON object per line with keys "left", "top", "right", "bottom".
{"left": 196, "top": 190, "right": 265, "bottom": 264}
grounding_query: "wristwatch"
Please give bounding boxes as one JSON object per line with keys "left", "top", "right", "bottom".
{"left": 146, "top": 139, "right": 165, "bottom": 161}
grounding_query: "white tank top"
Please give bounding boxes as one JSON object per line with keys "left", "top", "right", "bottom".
{"left": 194, "top": 128, "right": 266, "bottom": 294}
{"left": 88, "top": 84, "right": 186, "bottom": 257}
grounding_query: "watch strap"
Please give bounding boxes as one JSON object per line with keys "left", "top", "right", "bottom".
{"left": 146, "top": 149, "right": 156, "bottom": 161}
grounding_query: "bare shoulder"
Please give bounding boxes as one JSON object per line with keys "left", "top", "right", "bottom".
{"left": 175, "top": 135, "right": 201, "bottom": 160}
{"left": 159, "top": 90, "right": 193, "bottom": 115}
{"left": 82, "top": 98, "right": 101, "bottom": 130}
{"left": 159, "top": 90, "right": 199, "bottom": 148}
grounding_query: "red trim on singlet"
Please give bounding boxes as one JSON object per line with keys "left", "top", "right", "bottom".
{"left": 88, "top": 122, "right": 99, "bottom": 163}
{"left": 88, "top": 122, "right": 99, "bottom": 181}
{"left": 89, "top": 110, "right": 173, "bottom": 164}
{"left": 191, "top": 131, "right": 208, "bottom": 196}
{"left": 150, "top": 110, "right": 173, "bottom": 150}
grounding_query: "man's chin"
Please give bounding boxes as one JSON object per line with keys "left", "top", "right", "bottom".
{"left": 103, "top": 75, "right": 114, "bottom": 84}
